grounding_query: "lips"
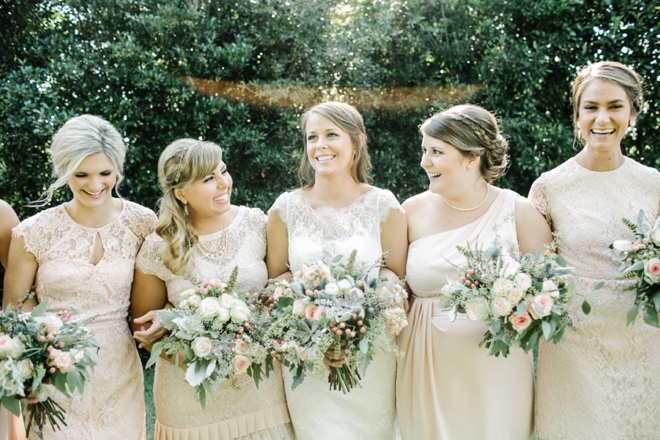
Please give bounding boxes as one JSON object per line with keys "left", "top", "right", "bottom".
{"left": 83, "top": 189, "right": 105, "bottom": 198}
{"left": 591, "top": 129, "right": 615, "bottom": 135}
{"left": 316, "top": 155, "right": 335, "bottom": 162}
{"left": 428, "top": 172, "right": 441, "bottom": 178}
{"left": 213, "top": 193, "right": 229, "bottom": 203}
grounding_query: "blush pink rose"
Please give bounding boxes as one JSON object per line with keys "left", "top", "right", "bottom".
{"left": 234, "top": 339, "right": 250, "bottom": 355}
{"left": 510, "top": 311, "right": 532, "bottom": 332}
{"left": 233, "top": 354, "right": 252, "bottom": 375}
{"left": 644, "top": 258, "right": 660, "bottom": 283}
{"left": 313, "top": 306, "right": 328, "bottom": 321}
{"left": 529, "top": 294, "right": 554, "bottom": 319}
{"left": 305, "top": 304, "right": 318, "bottom": 321}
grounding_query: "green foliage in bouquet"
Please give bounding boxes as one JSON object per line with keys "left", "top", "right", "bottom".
{"left": 610, "top": 209, "right": 660, "bottom": 327}
{"left": 146, "top": 267, "right": 273, "bottom": 409}
{"left": 0, "top": 299, "right": 99, "bottom": 438}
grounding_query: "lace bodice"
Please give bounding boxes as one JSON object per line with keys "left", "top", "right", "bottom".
{"left": 12, "top": 200, "right": 155, "bottom": 439}
{"left": 269, "top": 187, "right": 403, "bottom": 276}
{"left": 136, "top": 206, "right": 268, "bottom": 306}
{"left": 272, "top": 186, "right": 402, "bottom": 440}
{"left": 529, "top": 157, "right": 660, "bottom": 439}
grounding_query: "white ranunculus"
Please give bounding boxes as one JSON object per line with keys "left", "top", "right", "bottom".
{"left": 541, "top": 280, "right": 560, "bottom": 298}
{"left": 198, "top": 297, "right": 222, "bottom": 319}
{"left": 0, "top": 334, "right": 24, "bottom": 359}
{"left": 216, "top": 307, "right": 230, "bottom": 323}
{"left": 191, "top": 337, "right": 213, "bottom": 358}
{"left": 218, "top": 294, "right": 236, "bottom": 309}
{"left": 292, "top": 298, "right": 308, "bottom": 316}
{"left": 466, "top": 298, "right": 490, "bottom": 322}
{"left": 15, "top": 359, "right": 33, "bottom": 382}
{"left": 649, "top": 228, "right": 660, "bottom": 246}
{"left": 230, "top": 303, "right": 251, "bottom": 323}
{"left": 491, "top": 297, "right": 513, "bottom": 317}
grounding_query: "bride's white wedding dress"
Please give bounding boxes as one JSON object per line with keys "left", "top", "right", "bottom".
{"left": 270, "top": 187, "right": 402, "bottom": 440}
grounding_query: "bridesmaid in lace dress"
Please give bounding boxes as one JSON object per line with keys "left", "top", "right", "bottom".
{"left": 396, "top": 104, "right": 552, "bottom": 440}
{"left": 266, "top": 102, "right": 408, "bottom": 440}
{"left": 529, "top": 61, "right": 660, "bottom": 439}
{"left": 3, "top": 115, "right": 155, "bottom": 439}
{"left": 130, "top": 139, "right": 294, "bottom": 439}
{"left": 0, "top": 199, "right": 23, "bottom": 440}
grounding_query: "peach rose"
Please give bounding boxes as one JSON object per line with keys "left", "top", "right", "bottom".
{"left": 491, "top": 297, "right": 513, "bottom": 317}
{"left": 509, "top": 311, "right": 532, "bottom": 332}
{"left": 644, "top": 258, "right": 660, "bottom": 284}
{"left": 233, "top": 354, "right": 252, "bottom": 375}
{"left": 234, "top": 339, "right": 250, "bottom": 355}
{"left": 529, "top": 294, "right": 554, "bottom": 319}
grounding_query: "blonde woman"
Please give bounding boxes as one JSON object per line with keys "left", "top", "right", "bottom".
{"left": 3, "top": 115, "right": 155, "bottom": 439}
{"left": 131, "top": 139, "right": 294, "bottom": 439}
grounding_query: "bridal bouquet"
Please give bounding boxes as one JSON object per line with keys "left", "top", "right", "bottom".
{"left": 0, "top": 300, "right": 99, "bottom": 438}
{"left": 442, "top": 242, "right": 576, "bottom": 357}
{"left": 265, "top": 250, "right": 407, "bottom": 393}
{"left": 610, "top": 209, "right": 660, "bottom": 327}
{"left": 146, "top": 268, "right": 273, "bottom": 408}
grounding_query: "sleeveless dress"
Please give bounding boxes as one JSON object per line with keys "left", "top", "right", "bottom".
{"left": 269, "top": 187, "right": 402, "bottom": 440}
{"left": 136, "top": 206, "right": 294, "bottom": 440}
{"left": 12, "top": 201, "right": 155, "bottom": 440}
{"left": 396, "top": 189, "right": 533, "bottom": 440}
{"left": 529, "top": 157, "right": 660, "bottom": 439}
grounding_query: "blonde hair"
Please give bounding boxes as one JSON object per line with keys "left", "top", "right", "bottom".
{"left": 298, "top": 102, "right": 372, "bottom": 186}
{"left": 572, "top": 61, "right": 644, "bottom": 143}
{"left": 420, "top": 104, "right": 509, "bottom": 183}
{"left": 33, "top": 114, "right": 125, "bottom": 206}
{"left": 155, "top": 138, "right": 223, "bottom": 275}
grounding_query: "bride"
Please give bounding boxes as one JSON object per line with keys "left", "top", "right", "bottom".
{"left": 266, "top": 101, "right": 408, "bottom": 439}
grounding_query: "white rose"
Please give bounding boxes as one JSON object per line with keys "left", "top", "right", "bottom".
{"left": 233, "top": 354, "right": 252, "bottom": 375}
{"left": 649, "top": 227, "right": 660, "bottom": 246}
{"left": 324, "top": 283, "right": 339, "bottom": 296}
{"left": 191, "top": 337, "right": 213, "bottom": 358}
{"left": 50, "top": 349, "right": 74, "bottom": 373}
{"left": 466, "top": 298, "right": 490, "bottom": 322}
{"left": 218, "top": 294, "right": 237, "bottom": 309}
{"left": 178, "top": 288, "right": 197, "bottom": 300}
{"left": 198, "top": 297, "right": 222, "bottom": 319}
{"left": 513, "top": 273, "right": 532, "bottom": 291}
{"left": 507, "top": 287, "right": 524, "bottom": 305}
{"left": 73, "top": 350, "right": 85, "bottom": 363}
{"left": 16, "top": 359, "right": 33, "bottom": 382}
{"left": 0, "top": 334, "right": 24, "bottom": 359}
{"left": 230, "top": 303, "right": 250, "bottom": 323}
{"left": 541, "top": 280, "right": 560, "bottom": 298}
{"left": 529, "top": 294, "right": 554, "bottom": 319}
{"left": 185, "top": 294, "right": 202, "bottom": 308}
{"left": 492, "top": 278, "right": 514, "bottom": 297}
{"left": 292, "top": 298, "right": 308, "bottom": 316}
{"left": 337, "top": 279, "right": 352, "bottom": 292}
{"left": 491, "top": 297, "right": 513, "bottom": 317}
{"left": 216, "top": 307, "right": 230, "bottom": 323}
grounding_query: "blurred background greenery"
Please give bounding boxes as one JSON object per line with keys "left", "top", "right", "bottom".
{"left": 1, "top": 0, "right": 659, "bottom": 437}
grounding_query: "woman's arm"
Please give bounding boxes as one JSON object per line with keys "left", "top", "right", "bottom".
{"left": 266, "top": 210, "right": 291, "bottom": 280}
{"left": 3, "top": 235, "right": 38, "bottom": 311}
{"left": 515, "top": 196, "right": 554, "bottom": 255}
{"left": 380, "top": 207, "right": 408, "bottom": 280}
{"left": 0, "top": 200, "right": 19, "bottom": 268}
{"left": 130, "top": 268, "right": 169, "bottom": 350}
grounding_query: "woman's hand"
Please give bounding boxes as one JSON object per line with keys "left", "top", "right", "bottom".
{"left": 324, "top": 341, "right": 347, "bottom": 371}
{"left": 133, "top": 310, "right": 168, "bottom": 348}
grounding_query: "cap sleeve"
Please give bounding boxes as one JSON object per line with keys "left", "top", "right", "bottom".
{"left": 374, "top": 188, "right": 404, "bottom": 224}
{"left": 268, "top": 191, "right": 293, "bottom": 224}
{"left": 136, "top": 232, "right": 175, "bottom": 282}
{"left": 528, "top": 176, "right": 552, "bottom": 229}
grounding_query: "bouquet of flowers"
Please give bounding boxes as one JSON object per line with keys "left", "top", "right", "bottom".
{"left": 265, "top": 250, "right": 408, "bottom": 393}
{"left": 0, "top": 299, "right": 99, "bottom": 438}
{"left": 146, "top": 267, "right": 273, "bottom": 408}
{"left": 441, "top": 242, "right": 576, "bottom": 357}
{"left": 610, "top": 209, "right": 660, "bottom": 327}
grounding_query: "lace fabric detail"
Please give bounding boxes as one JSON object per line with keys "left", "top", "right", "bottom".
{"left": 12, "top": 200, "right": 156, "bottom": 440}
{"left": 269, "top": 187, "right": 402, "bottom": 275}
{"left": 273, "top": 186, "right": 402, "bottom": 439}
{"left": 136, "top": 206, "right": 293, "bottom": 439}
{"left": 530, "top": 158, "right": 660, "bottom": 439}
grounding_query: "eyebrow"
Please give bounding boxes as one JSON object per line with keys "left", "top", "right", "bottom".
{"left": 582, "top": 99, "right": 626, "bottom": 105}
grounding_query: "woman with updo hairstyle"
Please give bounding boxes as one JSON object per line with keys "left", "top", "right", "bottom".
{"left": 396, "top": 104, "right": 552, "bottom": 439}
{"left": 529, "top": 61, "right": 660, "bottom": 439}
{"left": 3, "top": 114, "right": 156, "bottom": 439}
{"left": 131, "top": 139, "right": 294, "bottom": 439}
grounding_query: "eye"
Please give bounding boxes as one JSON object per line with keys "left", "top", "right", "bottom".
{"left": 327, "top": 132, "right": 338, "bottom": 138}
{"left": 74, "top": 173, "right": 87, "bottom": 178}
{"left": 432, "top": 149, "right": 442, "bottom": 155}
{"left": 610, "top": 104, "right": 623, "bottom": 109}
{"left": 100, "top": 171, "right": 113, "bottom": 176}
{"left": 221, "top": 167, "right": 228, "bottom": 175}
{"left": 584, "top": 105, "right": 597, "bottom": 110}
{"left": 203, "top": 175, "right": 214, "bottom": 183}
{"left": 307, "top": 134, "right": 317, "bottom": 141}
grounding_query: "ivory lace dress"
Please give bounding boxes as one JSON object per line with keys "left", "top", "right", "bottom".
{"left": 12, "top": 201, "right": 156, "bottom": 440}
{"left": 269, "top": 187, "right": 402, "bottom": 440}
{"left": 529, "top": 157, "right": 660, "bottom": 439}
{"left": 396, "top": 189, "right": 533, "bottom": 440}
{"left": 136, "top": 206, "right": 294, "bottom": 440}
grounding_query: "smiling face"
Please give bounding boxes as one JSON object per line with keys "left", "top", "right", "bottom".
{"left": 178, "top": 161, "right": 232, "bottom": 221}
{"left": 420, "top": 133, "right": 472, "bottom": 195}
{"left": 304, "top": 113, "right": 356, "bottom": 179}
{"left": 577, "top": 78, "right": 633, "bottom": 153}
{"left": 67, "top": 153, "right": 117, "bottom": 209}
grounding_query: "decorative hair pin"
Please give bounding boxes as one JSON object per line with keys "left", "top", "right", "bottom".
{"left": 173, "top": 144, "right": 192, "bottom": 183}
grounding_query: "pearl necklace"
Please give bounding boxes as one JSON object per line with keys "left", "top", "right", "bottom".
{"left": 443, "top": 185, "right": 490, "bottom": 212}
